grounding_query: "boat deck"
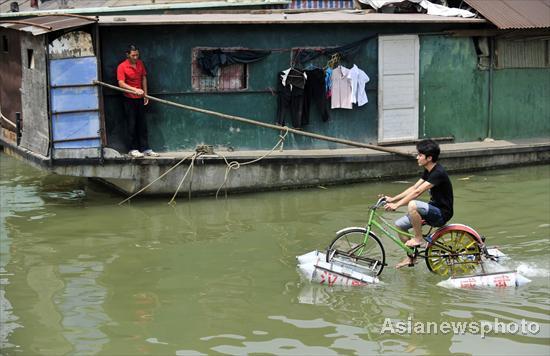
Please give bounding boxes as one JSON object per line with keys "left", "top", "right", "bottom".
{"left": 107, "top": 138, "right": 550, "bottom": 161}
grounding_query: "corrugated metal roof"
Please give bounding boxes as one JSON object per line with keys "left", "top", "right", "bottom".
{"left": 464, "top": 0, "right": 550, "bottom": 29}
{"left": 98, "top": 11, "right": 487, "bottom": 25}
{"left": 0, "top": 0, "right": 289, "bottom": 16}
{"left": 0, "top": 15, "right": 97, "bottom": 35}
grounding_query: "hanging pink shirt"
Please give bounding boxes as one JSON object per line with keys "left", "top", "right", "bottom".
{"left": 330, "top": 65, "right": 353, "bottom": 109}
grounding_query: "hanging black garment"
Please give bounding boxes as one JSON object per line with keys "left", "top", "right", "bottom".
{"left": 303, "top": 68, "right": 330, "bottom": 125}
{"left": 285, "top": 68, "right": 306, "bottom": 89}
{"left": 197, "top": 49, "right": 271, "bottom": 76}
{"left": 276, "top": 69, "right": 305, "bottom": 128}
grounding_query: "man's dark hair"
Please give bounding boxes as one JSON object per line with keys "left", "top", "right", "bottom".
{"left": 416, "top": 139, "right": 440, "bottom": 162}
{"left": 125, "top": 44, "right": 138, "bottom": 54}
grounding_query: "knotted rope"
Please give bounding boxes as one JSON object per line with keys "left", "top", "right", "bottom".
{"left": 216, "top": 128, "right": 289, "bottom": 199}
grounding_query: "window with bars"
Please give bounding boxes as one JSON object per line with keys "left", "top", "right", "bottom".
{"left": 191, "top": 48, "right": 247, "bottom": 91}
{"left": 496, "top": 38, "right": 550, "bottom": 69}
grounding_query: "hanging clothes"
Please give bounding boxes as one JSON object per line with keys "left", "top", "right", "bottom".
{"left": 303, "top": 68, "right": 330, "bottom": 124}
{"left": 281, "top": 67, "right": 307, "bottom": 89}
{"left": 349, "top": 64, "right": 370, "bottom": 107}
{"left": 324, "top": 67, "right": 333, "bottom": 99}
{"left": 330, "top": 66, "right": 353, "bottom": 109}
{"left": 276, "top": 68, "right": 306, "bottom": 128}
{"left": 197, "top": 49, "right": 271, "bottom": 76}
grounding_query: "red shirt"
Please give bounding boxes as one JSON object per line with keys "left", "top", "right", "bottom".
{"left": 117, "top": 59, "right": 147, "bottom": 99}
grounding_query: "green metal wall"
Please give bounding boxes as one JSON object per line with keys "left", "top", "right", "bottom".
{"left": 100, "top": 24, "right": 380, "bottom": 152}
{"left": 492, "top": 69, "right": 550, "bottom": 139}
{"left": 100, "top": 24, "right": 548, "bottom": 153}
{"left": 419, "top": 35, "right": 550, "bottom": 142}
{"left": 419, "top": 35, "right": 488, "bottom": 142}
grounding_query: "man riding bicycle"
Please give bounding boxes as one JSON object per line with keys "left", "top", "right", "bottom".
{"left": 382, "top": 139, "right": 454, "bottom": 269}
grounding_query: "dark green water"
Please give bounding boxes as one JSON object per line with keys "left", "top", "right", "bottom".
{"left": 1, "top": 152, "right": 549, "bottom": 355}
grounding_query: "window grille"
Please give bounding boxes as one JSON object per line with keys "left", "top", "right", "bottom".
{"left": 191, "top": 48, "right": 247, "bottom": 91}
{"left": 496, "top": 38, "right": 549, "bottom": 69}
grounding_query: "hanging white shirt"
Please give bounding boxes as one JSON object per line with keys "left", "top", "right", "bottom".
{"left": 331, "top": 65, "right": 353, "bottom": 109}
{"left": 349, "top": 64, "right": 370, "bottom": 107}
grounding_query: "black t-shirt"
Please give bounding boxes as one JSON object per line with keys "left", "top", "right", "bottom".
{"left": 421, "top": 164, "right": 454, "bottom": 222}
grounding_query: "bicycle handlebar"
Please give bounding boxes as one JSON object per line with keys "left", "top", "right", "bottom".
{"left": 372, "top": 197, "right": 387, "bottom": 209}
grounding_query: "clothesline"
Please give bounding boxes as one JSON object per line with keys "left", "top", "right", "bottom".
{"left": 294, "top": 34, "right": 377, "bottom": 65}
{"left": 197, "top": 34, "right": 377, "bottom": 75}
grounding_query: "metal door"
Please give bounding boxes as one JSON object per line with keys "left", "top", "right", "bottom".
{"left": 49, "top": 30, "right": 101, "bottom": 158}
{"left": 378, "top": 35, "right": 419, "bottom": 143}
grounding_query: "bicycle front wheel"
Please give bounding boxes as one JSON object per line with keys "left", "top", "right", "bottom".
{"left": 425, "top": 228, "right": 481, "bottom": 277}
{"left": 326, "top": 228, "right": 386, "bottom": 276}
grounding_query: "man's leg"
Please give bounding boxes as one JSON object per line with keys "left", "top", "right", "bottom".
{"left": 135, "top": 101, "right": 149, "bottom": 152}
{"left": 394, "top": 215, "right": 416, "bottom": 268}
{"left": 406, "top": 200, "right": 425, "bottom": 247}
{"left": 124, "top": 98, "right": 139, "bottom": 151}
{"left": 396, "top": 228, "right": 408, "bottom": 243}
{"left": 395, "top": 232, "right": 416, "bottom": 268}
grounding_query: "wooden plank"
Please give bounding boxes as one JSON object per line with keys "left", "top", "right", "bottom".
{"left": 19, "top": 33, "right": 50, "bottom": 157}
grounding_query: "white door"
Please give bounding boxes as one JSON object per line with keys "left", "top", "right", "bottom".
{"left": 378, "top": 35, "right": 419, "bottom": 143}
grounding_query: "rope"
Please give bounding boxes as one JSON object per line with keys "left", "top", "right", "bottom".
{"left": 118, "top": 151, "right": 196, "bottom": 205}
{"left": 215, "top": 128, "right": 289, "bottom": 199}
{"left": 188, "top": 154, "right": 196, "bottom": 201}
{"left": 168, "top": 152, "right": 201, "bottom": 205}
{"left": 93, "top": 80, "right": 413, "bottom": 158}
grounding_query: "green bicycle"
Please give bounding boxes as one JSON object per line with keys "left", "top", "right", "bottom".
{"left": 326, "top": 197, "right": 486, "bottom": 277}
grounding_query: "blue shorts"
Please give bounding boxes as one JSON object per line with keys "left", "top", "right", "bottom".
{"left": 395, "top": 201, "right": 446, "bottom": 231}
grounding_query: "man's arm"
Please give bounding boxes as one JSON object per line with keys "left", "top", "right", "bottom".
{"left": 118, "top": 80, "right": 144, "bottom": 96}
{"left": 385, "top": 180, "right": 433, "bottom": 211}
{"left": 385, "top": 179, "right": 424, "bottom": 202}
{"left": 142, "top": 75, "right": 149, "bottom": 105}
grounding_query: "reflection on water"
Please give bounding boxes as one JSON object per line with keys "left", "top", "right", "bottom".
{"left": 0, "top": 160, "right": 45, "bottom": 351}
{"left": 1, "top": 152, "right": 549, "bottom": 355}
{"left": 57, "top": 258, "right": 110, "bottom": 355}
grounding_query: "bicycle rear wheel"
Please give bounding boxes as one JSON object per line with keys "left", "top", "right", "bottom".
{"left": 425, "top": 228, "right": 481, "bottom": 277}
{"left": 326, "top": 228, "right": 386, "bottom": 276}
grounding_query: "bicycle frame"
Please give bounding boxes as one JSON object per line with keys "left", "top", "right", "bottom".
{"left": 362, "top": 201, "right": 484, "bottom": 262}
{"left": 327, "top": 197, "right": 489, "bottom": 277}
{"left": 364, "top": 204, "right": 416, "bottom": 256}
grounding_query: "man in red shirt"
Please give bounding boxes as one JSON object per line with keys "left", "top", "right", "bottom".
{"left": 117, "top": 45, "right": 159, "bottom": 157}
